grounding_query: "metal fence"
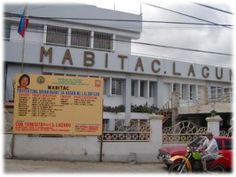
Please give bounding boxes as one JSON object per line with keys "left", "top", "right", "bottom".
{"left": 220, "top": 127, "right": 233, "bottom": 137}
{"left": 102, "top": 119, "right": 150, "bottom": 142}
{"left": 162, "top": 120, "right": 207, "bottom": 144}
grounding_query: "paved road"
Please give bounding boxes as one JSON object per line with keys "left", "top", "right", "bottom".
{"left": 4, "top": 159, "right": 168, "bottom": 173}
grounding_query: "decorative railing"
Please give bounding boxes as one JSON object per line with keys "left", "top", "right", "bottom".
{"left": 162, "top": 120, "right": 207, "bottom": 144}
{"left": 220, "top": 127, "right": 233, "bottom": 137}
{"left": 102, "top": 119, "right": 150, "bottom": 142}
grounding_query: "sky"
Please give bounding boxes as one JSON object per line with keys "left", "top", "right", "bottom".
{"left": 1, "top": 0, "right": 234, "bottom": 68}
{"left": 24, "top": 0, "right": 232, "bottom": 68}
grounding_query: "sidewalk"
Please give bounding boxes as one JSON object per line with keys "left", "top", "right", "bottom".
{"left": 4, "top": 159, "right": 168, "bottom": 173}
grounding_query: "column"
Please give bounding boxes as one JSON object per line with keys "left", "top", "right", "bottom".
{"left": 125, "top": 74, "right": 131, "bottom": 119}
{"left": 67, "top": 28, "right": 71, "bottom": 46}
{"left": 137, "top": 80, "right": 140, "bottom": 97}
{"left": 206, "top": 115, "right": 222, "bottom": 136}
{"left": 90, "top": 31, "right": 94, "bottom": 48}
{"left": 150, "top": 115, "right": 164, "bottom": 146}
{"left": 43, "top": 25, "right": 47, "bottom": 44}
{"left": 146, "top": 80, "right": 150, "bottom": 99}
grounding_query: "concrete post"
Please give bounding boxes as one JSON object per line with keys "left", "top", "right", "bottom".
{"left": 206, "top": 115, "right": 222, "bottom": 136}
{"left": 125, "top": 75, "right": 131, "bottom": 120}
{"left": 150, "top": 115, "right": 164, "bottom": 146}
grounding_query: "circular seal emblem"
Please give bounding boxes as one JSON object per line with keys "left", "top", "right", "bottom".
{"left": 37, "top": 76, "right": 45, "bottom": 84}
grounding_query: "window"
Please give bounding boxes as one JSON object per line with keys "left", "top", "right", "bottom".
{"left": 224, "top": 87, "right": 232, "bottom": 102}
{"left": 131, "top": 80, "right": 138, "bottom": 96}
{"left": 103, "top": 119, "right": 109, "bottom": 131}
{"left": 115, "top": 119, "right": 125, "bottom": 131}
{"left": 66, "top": 74, "right": 76, "bottom": 77}
{"left": 71, "top": 29, "right": 90, "bottom": 48}
{"left": 217, "top": 87, "right": 223, "bottom": 99}
{"left": 173, "top": 83, "right": 180, "bottom": 94}
{"left": 224, "top": 140, "right": 232, "bottom": 150}
{"left": 190, "top": 85, "right": 196, "bottom": 100}
{"left": 103, "top": 78, "right": 109, "bottom": 95}
{"left": 149, "top": 82, "right": 156, "bottom": 97}
{"left": 140, "top": 81, "right": 147, "bottom": 97}
{"left": 42, "top": 72, "right": 52, "bottom": 75}
{"left": 46, "top": 26, "right": 67, "bottom": 45}
{"left": 28, "top": 23, "right": 43, "bottom": 32}
{"left": 4, "top": 21, "right": 11, "bottom": 40}
{"left": 94, "top": 32, "right": 113, "bottom": 50}
{"left": 216, "top": 139, "right": 223, "bottom": 150}
{"left": 112, "top": 78, "right": 123, "bottom": 95}
{"left": 182, "top": 84, "right": 188, "bottom": 100}
{"left": 54, "top": 73, "right": 64, "bottom": 76}
{"left": 210, "top": 86, "right": 217, "bottom": 99}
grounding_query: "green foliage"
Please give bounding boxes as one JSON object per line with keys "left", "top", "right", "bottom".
{"left": 131, "top": 103, "right": 159, "bottom": 113}
{"left": 103, "top": 105, "right": 125, "bottom": 113}
{"left": 103, "top": 103, "right": 159, "bottom": 114}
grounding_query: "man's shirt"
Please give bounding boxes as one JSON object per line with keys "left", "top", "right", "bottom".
{"left": 202, "top": 138, "right": 219, "bottom": 158}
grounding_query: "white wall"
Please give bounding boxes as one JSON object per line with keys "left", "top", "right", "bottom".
{"left": 115, "top": 35, "right": 131, "bottom": 54}
{"left": 104, "top": 95, "right": 124, "bottom": 107}
{"left": 4, "top": 116, "right": 162, "bottom": 162}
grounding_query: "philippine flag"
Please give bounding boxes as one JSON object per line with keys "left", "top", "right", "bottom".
{"left": 18, "top": 7, "right": 29, "bottom": 38}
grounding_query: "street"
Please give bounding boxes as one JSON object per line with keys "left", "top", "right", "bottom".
{"left": 4, "top": 159, "right": 168, "bottom": 173}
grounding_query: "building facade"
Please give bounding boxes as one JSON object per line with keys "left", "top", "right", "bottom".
{"left": 4, "top": 4, "right": 232, "bottom": 132}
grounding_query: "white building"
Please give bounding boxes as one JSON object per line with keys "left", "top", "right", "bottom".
{"left": 4, "top": 4, "right": 232, "bottom": 131}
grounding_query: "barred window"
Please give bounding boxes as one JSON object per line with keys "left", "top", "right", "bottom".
{"left": 173, "top": 83, "right": 180, "bottom": 94}
{"left": 94, "top": 32, "right": 113, "bottom": 50}
{"left": 182, "top": 84, "right": 188, "bottom": 100}
{"left": 4, "top": 21, "right": 11, "bottom": 40}
{"left": 103, "top": 78, "right": 109, "bottom": 95}
{"left": 210, "top": 86, "right": 217, "bottom": 99}
{"left": 112, "top": 78, "right": 123, "bottom": 95}
{"left": 131, "top": 80, "right": 138, "bottom": 97}
{"left": 71, "top": 29, "right": 90, "bottom": 48}
{"left": 217, "top": 87, "right": 223, "bottom": 99}
{"left": 140, "top": 81, "right": 147, "bottom": 97}
{"left": 46, "top": 26, "right": 67, "bottom": 45}
{"left": 190, "top": 85, "right": 196, "bottom": 100}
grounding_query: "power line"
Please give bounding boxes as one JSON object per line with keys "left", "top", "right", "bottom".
{"left": 4, "top": 13, "right": 233, "bottom": 27}
{"left": 131, "top": 40, "right": 232, "bottom": 56}
{"left": 4, "top": 26, "right": 232, "bottom": 56}
{"left": 143, "top": 2, "right": 232, "bottom": 29}
{"left": 193, "top": 2, "right": 233, "bottom": 15}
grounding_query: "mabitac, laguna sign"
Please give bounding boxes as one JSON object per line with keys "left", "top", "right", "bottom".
{"left": 13, "top": 74, "right": 103, "bottom": 135}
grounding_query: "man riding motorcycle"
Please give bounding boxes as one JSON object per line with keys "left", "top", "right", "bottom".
{"left": 168, "top": 132, "right": 225, "bottom": 173}
{"left": 199, "top": 131, "right": 219, "bottom": 172}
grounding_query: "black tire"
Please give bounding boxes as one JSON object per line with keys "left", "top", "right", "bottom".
{"left": 209, "top": 164, "right": 225, "bottom": 172}
{"left": 166, "top": 164, "right": 171, "bottom": 169}
{"left": 169, "top": 162, "right": 188, "bottom": 173}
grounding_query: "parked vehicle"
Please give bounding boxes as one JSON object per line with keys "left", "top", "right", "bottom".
{"left": 157, "top": 136, "right": 232, "bottom": 171}
{"left": 168, "top": 145, "right": 226, "bottom": 173}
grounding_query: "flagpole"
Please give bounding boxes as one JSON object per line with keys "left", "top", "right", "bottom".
{"left": 21, "top": 34, "right": 26, "bottom": 73}
{"left": 20, "top": 4, "right": 28, "bottom": 73}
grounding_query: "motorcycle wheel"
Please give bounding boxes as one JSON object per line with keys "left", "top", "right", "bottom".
{"left": 169, "top": 162, "right": 188, "bottom": 173}
{"left": 209, "top": 165, "right": 225, "bottom": 172}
